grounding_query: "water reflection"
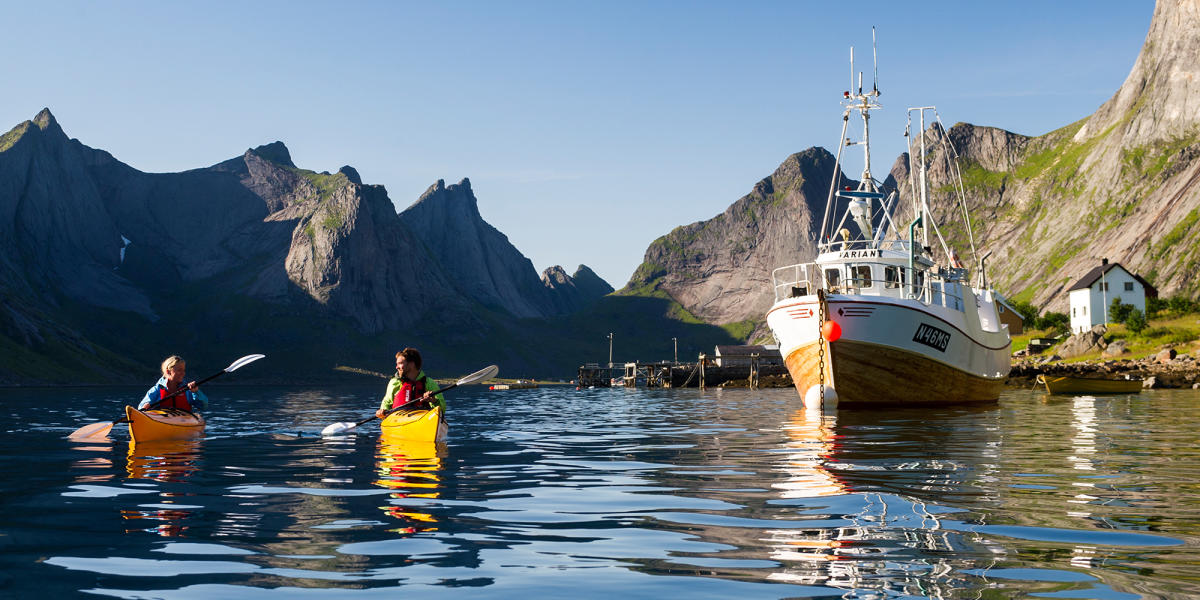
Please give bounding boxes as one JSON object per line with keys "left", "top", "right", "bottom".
{"left": 760, "top": 406, "right": 992, "bottom": 596}
{"left": 374, "top": 437, "right": 443, "bottom": 535}
{"left": 772, "top": 406, "right": 845, "bottom": 499}
{"left": 121, "top": 438, "right": 203, "bottom": 537}
{"left": 68, "top": 438, "right": 115, "bottom": 483}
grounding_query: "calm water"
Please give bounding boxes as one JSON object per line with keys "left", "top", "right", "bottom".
{"left": 1, "top": 385, "right": 1198, "bottom": 599}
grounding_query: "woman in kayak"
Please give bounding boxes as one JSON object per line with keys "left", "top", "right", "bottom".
{"left": 376, "top": 348, "right": 444, "bottom": 418}
{"left": 138, "top": 355, "right": 208, "bottom": 412}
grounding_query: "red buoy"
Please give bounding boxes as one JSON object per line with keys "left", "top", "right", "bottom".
{"left": 822, "top": 320, "right": 842, "bottom": 342}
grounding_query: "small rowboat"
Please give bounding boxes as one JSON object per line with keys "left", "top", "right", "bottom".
{"left": 380, "top": 405, "right": 447, "bottom": 443}
{"left": 1036, "top": 374, "right": 1143, "bottom": 395}
{"left": 125, "top": 406, "right": 206, "bottom": 442}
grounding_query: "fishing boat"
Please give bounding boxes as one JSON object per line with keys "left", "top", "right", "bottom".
{"left": 765, "top": 38, "right": 1011, "bottom": 407}
{"left": 1036, "top": 374, "right": 1143, "bottom": 395}
{"left": 379, "top": 405, "right": 447, "bottom": 442}
{"left": 124, "top": 406, "right": 205, "bottom": 442}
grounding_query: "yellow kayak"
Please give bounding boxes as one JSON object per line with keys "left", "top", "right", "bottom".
{"left": 380, "top": 405, "right": 447, "bottom": 442}
{"left": 1037, "top": 374, "right": 1143, "bottom": 395}
{"left": 125, "top": 406, "right": 206, "bottom": 442}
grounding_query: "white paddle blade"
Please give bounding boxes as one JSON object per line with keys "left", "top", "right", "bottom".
{"left": 458, "top": 364, "right": 499, "bottom": 386}
{"left": 225, "top": 353, "right": 266, "bottom": 372}
{"left": 68, "top": 421, "right": 115, "bottom": 441}
{"left": 321, "top": 421, "right": 358, "bottom": 436}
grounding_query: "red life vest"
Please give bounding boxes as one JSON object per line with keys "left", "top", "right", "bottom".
{"left": 392, "top": 375, "right": 427, "bottom": 409}
{"left": 158, "top": 385, "right": 191, "bottom": 410}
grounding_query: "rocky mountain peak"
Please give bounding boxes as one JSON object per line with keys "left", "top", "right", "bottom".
{"left": 1077, "top": 0, "right": 1200, "bottom": 146}
{"left": 248, "top": 141, "right": 296, "bottom": 168}
{"left": 33, "top": 108, "right": 58, "bottom": 131}
{"left": 338, "top": 165, "right": 362, "bottom": 185}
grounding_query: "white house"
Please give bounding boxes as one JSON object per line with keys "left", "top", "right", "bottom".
{"left": 1067, "top": 259, "right": 1157, "bottom": 333}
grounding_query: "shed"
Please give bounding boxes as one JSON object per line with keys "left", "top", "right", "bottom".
{"left": 713, "top": 345, "right": 783, "bottom": 367}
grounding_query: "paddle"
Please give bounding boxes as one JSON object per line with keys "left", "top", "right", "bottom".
{"left": 321, "top": 364, "right": 498, "bottom": 436}
{"left": 67, "top": 354, "right": 266, "bottom": 440}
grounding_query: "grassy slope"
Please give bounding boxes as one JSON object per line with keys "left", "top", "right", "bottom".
{"left": 1011, "top": 311, "right": 1200, "bottom": 363}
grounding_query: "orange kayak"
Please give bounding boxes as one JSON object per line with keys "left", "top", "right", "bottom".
{"left": 125, "top": 406, "right": 206, "bottom": 442}
{"left": 380, "top": 405, "right": 447, "bottom": 442}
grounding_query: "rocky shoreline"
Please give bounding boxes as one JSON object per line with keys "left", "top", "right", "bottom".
{"left": 1008, "top": 350, "right": 1200, "bottom": 389}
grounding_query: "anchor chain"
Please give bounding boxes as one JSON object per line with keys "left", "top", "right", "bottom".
{"left": 817, "top": 289, "right": 826, "bottom": 403}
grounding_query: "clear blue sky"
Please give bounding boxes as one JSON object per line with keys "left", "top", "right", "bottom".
{"left": 1, "top": 1, "right": 1152, "bottom": 288}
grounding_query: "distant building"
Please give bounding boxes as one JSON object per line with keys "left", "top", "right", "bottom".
{"left": 1067, "top": 259, "right": 1157, "bottom": 334}
{"left": 713, "top": 345, "right": 783, "bottom": 367}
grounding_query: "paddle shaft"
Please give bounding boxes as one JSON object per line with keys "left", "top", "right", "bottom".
{"left": 350, "top": 381, "right": 458, "bottom": 428}
{"left": 145, "top": 369, "right": 229, "bottom": 409}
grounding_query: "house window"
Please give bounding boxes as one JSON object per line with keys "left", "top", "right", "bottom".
{"left": 1099, "top": 282, "right": 1109, "bottom": 291}
{"left": 1125, "top": 282, "right": 1133, "bottom": 291}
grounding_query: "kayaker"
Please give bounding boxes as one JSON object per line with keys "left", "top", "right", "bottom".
{"left": 376, "top": 348, "right": 444, "bottom": 418}
{"left": 138, "top": 355, "right": 208, "bottom": 412}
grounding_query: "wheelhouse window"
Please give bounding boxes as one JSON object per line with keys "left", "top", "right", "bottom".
{"left": 884, "top": 266, "right": 901, "bottom": 289}
{"left": 852, "top": 265, "right": 873, "bottom": 288}
{"left": 825, "top": 268, "right": 841, "bottom": 289}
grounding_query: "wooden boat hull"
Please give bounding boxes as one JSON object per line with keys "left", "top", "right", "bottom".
{"left": 1038, "top": 375, "right": 1143, "bottom": 395}
{"left": 783, "top": 339, "right": 1006, "bottom": 406}
{"left": 768, "top": 294, "right": 1010, "bottom": 406}
{"left": 125, "top": 406, "right": 205, "bottom": 442}
{"left": 380, "top": 405, "right": 447, "bottom": 442}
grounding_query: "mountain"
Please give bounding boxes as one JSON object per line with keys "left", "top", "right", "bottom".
{"left": 621, "top": 0, "right": 1198, "bottom": 334}
{"left": 621, "top": 148, "right": 858, "bottom": 340}
{"left": 0, "top": 113, "right": 614, "bottom": 384}
{"left": 891, "top": 0, "right": 1200, "bottom": 310}
{"left": 400, "top": 179, "right": 609, "bottom": 318}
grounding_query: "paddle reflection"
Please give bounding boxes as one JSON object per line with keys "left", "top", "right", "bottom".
{"left": 68, "top": 439, "right": 115, "bottom": 483}
{"left": 121, "top": 438, "right": 203, "bottom": 537}
{"left": 374, "top": 437, "right": 444, "bottom": 535}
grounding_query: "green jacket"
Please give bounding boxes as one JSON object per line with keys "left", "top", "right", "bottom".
{"left": 379, "top": 370, "right": 445, "bottom": 413}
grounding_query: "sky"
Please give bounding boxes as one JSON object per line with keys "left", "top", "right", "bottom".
{"left": 1, "top": 1, "right": 1153, "bottom": 288}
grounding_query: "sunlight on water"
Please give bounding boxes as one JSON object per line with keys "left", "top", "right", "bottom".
{"left": 1, "top": 385, "right": 1198, "bottom": 598}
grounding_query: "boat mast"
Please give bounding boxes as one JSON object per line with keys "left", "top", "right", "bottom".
{"left": 918, "top": 107, "right": 928, "bottom": 247}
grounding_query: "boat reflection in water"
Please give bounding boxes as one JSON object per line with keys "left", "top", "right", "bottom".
{"left": 766, "top": 407, "right": 851, "bottom": 572}
{"left": 374, "top": 437, "right": 444, "bottom": 535}
{"left": 764, "top": 406, "right": 1000, "bottom": 595}
{"left": 121, "top": 438, "right": 203, "bottom": 537}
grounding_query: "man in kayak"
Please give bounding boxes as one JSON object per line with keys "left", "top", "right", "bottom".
{"left": 139, "top": 355, "right": 208, "bottom": 412}
{"left": 376, "top": 348, "right": 444, "bottom": 418}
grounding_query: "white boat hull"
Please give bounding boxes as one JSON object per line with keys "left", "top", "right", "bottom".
{"left": 766, "top": 294, "right": 1010, "bottom": 405}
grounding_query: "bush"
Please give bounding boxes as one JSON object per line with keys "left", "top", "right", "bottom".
{"left": 1168, "top": 296, "right": 1199, "bottom": 314}
{"left": 1036, "top": 311, "right": 1070, "bottom": 334}
{"left": 1109, "top": 298, "right": 1134, "bottom": 323}
{"left": 1125, "top": 308, "right": 1148, "bottom": 334}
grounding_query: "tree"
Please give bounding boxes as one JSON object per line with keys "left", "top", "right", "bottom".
{"left": 1109, "top": 298, "right": 1134, "bottom": 323}
{"left": 1009, "top": 300, "right": 1040, "bottom": 328}
{"left": 1125, "top": 308, "right": 1148, "bottom": 334}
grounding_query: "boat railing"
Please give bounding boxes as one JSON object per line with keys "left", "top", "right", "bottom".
{"left": 772, "top": 261, "right": 966, "bottom": 312}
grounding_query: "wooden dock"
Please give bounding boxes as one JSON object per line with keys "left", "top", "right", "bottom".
{"left": 577, "top": 355, "right": 789, "bottom": 389}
